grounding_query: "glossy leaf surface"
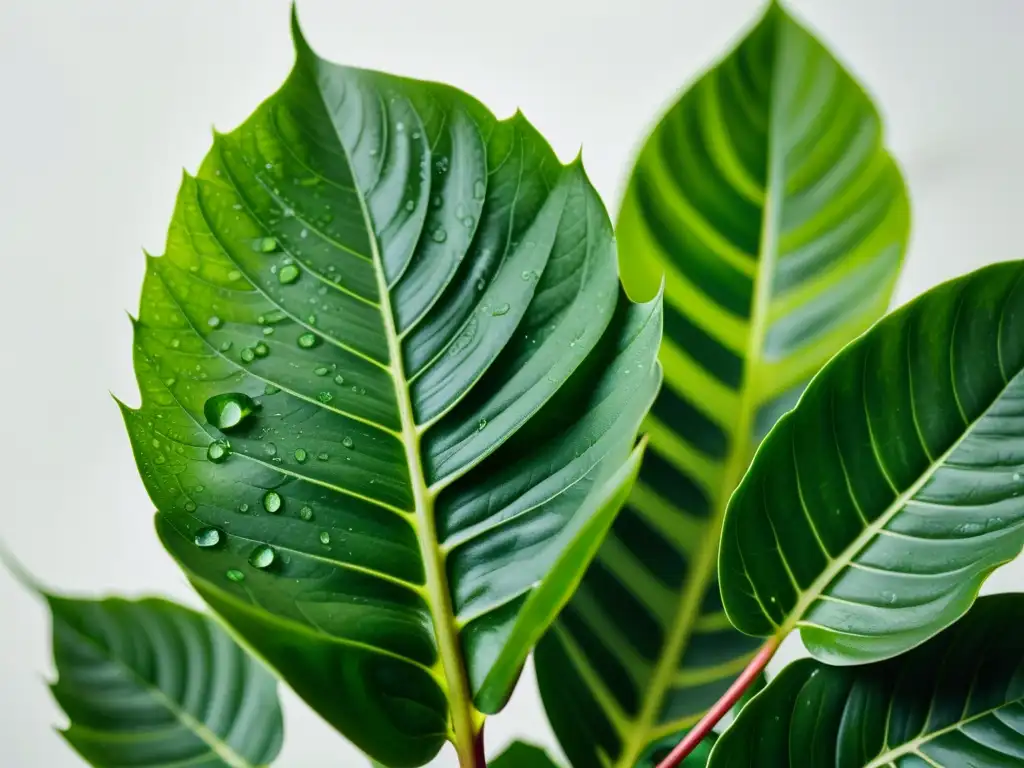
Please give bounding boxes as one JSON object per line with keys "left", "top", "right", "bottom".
{"left": 120, "top": 12, "right": 661, "bottom": 767}
{"left": 708, "top": 593, "right": 1024, "bottom": 767}
{"left": 721, "top": 260, "right": 1024, "bottom": 664}
{"left": 48, "top": 595, "right": 282, "bottom": 768}
{"left": 491, "top": 741, "right": 562, "bottom": 768}
{"left": 536, "top": 3, "right": 908, "bottom": 764}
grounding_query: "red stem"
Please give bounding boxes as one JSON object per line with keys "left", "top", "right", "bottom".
{"left": 655, "top": 638, "right": 779, "bottom": 768}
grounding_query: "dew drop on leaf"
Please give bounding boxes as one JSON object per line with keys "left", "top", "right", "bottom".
{"left": 248, "top": 545, "right": 275, "bottom": 569}
{"left": 300, "top": 505, "right": 314, "bottom": 521}
{"left": 227, "top": 270, "right": 242, "bottom": 281}
{"left": 334, "top": 374, "right": 345, "bottom": 385}
{"left": 317, "top": 452, "right": 329, "bottom": 461}
{"left": 319, "top": 531, "right": 331, "bottom": 545}
{"left": 262, "top": 491, "right": 282, "bottom": 513}
{"left": 207, "top": 315, "right": 223, "bottom": 329}
{"left": 239, "top": 503, "right": 250, "bottom": 513}
{"left": 473, "top": 179, "right": 486, "bottom": 200}
{"left": 258, "top": 236, "right": 278, "bottom": 253}
{"left": 263, "top": 384, "right": 280, "bottom": 396}
{"left": 183, "top": 500, "right": 197, "bottom": 512}
{"left": 264, "top": 443, "right": 278, "bottom": 457}
{"left": 317, "top": 391, "right": 333, "bottom": 403}
{"left": 342, "top": 436, "right": 354, "bottom": 449}
{"left": 254, "top": 342, "right": 270, "bottom": 358}
{"left": 194, "top": 527, "right": 222, "bottom": 548}
{"left": 219, "top": 340, "right": 233, "bottom": 352}
{"left": 226, "top": 569, "right": 245, "bottom": 583}
{"left": 298, "top": 332, "right": 319, "bottom": 349}
{"left": 314, "top": 366, "right": 329, "bottom": 376}
{"left": 432, "top": 227, "right": 447, "bottom": 243}
{"left": 492, "top": 303, "right": 510, "bottom": 316}
{"left": 207, "top": 440, "right": 230, "bottom": 463}
{"left": 294, "top": 448, "right": 308, "bottom": 463}
{"left": 277, "top": 263, "right": 300, "bottom": 284}
{"left": 477, "top": 419, "right": 487, "bottom": 431}
{"left": 204, "top": 392, "right": 256, "bottom": 431}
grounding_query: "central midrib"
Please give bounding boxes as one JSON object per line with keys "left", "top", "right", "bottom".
{"left": 614, "top": 23, "right": 788, "bottom": 765}
{"left": 339, "top": 125, "right": 481, "bottom": 761}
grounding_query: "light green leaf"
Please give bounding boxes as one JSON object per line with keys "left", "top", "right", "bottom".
{"left": 708, "top": 593, "right": 1024, "bottom": 767}
{"left": 721, "top": 260, "right": 1024, "bottom": 664}
{"left": 47, "top": 594, "right": 283, "bottom": 768}
{"left": 120, "top": 10, "right": 661, "bottom": 767}
{"left": 491, "top": 741, "right": 562, "bottom": 767}
{"left": 535, "top": 2, "right": 907, "bottom": 764}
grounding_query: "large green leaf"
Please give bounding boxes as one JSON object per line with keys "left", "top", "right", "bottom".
{"left": 47, "top": 594, "right": 282, "bottom": 767}
{"left": 707, "top": 593, "right": 1024, "bottom": 767}
{"left": 721, "top": 259, "right": 1024, "bottom": 664}
{"left": 119, "top": 11, "right": 661, "bottom": 767}
{"left": 535, "top": 3, "right": 908, "bottom": 764}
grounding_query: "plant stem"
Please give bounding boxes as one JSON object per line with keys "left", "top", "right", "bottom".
{"left": 654, "top": 638, "right": 779, "bottom": 768}
{"left": 458, "top": 725, "right": 486, "bottom": 768}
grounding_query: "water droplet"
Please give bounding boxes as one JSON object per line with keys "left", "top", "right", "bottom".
{"left": 239, "top": 503, "right": 250, "bottom": 513}
{"left": 1014, "top": 472, "right": 1021, "bottom": 482}
{"left": 240, "top": 347, "right": 256, "bottom": 363}
{"left": 248, "top": 544, "right": 275, "bottom": 569}
{"left": 395, "top": 121, "right": 405, "bottom": 132}
{"left": 477, "top": 418, "right": 487, "bottom": 431}
{"left": 342, "top": 436, "right": 354, "bottom": 449}
{"left": 881, "top": 590, "right": 897, "bottom": 605}
{"left": 300, "top": 505, "right": 314, "bottom": 521}
{"left": 263, "top": 326, "right": 275, "bottom": 336}
{"left": 262, "top": 491, "right": 282, "bottom": 513}
{"left": 319, "top": 531, "right": 331, "bottom": 545}
{"left": 317, "top": 452, "right": 329, "bottom": 461}
{"left": 254, "top": 342, "right": 270, "bottom": 358}
{"left": 264, "top": 443, "right": 278, "bottom": 457}
{"left": 227, "top": 270, "right": 242, "bottom": 281}
{"left": 258, "top": 236, "right": 278, "bottom": 253}
{"left": 219, "top": 340, "right": 233, "bottom": 352}
{"left": 170, "top": 338, "right": 181, "bottom": 349}
{"left": 278, "top": 264, "right": 300, "bottom": 284}
{"left": 334, "top": 374, "right": 345, "bottom": 385}
{"left": 307, "top": 314, "right": 318, "bottom": 326}
{"left": 473, "top": 179, "right": 486, "bottom": 200}
{"left": 521, "top": 270, "right": 537, "bottom": 281}
{"left": 264, "top": 384, "right": 280, "bottom": 396}
{"left": 404, "top": 200, "right": 415, "bottom": 212}
{"left": 298, "top": 332, "right": 319, "bottom": 349}
{"left": 294, "top": 448, "right": 308, "bottom": 463}
{"left": 314, "top": 366, "right": 330, "bottom": 376}
{"left": 434, "top": 156, "right": 449, "bottom": 174}
{"left": 300, "top": 228, "right": 309, "bottom": 239}
{"left": 492, "top": 303, "right": 510, "bottom": 316}
{"left": 183, "top": 499, "right": 197, "bottom": 512}
{"left": 194, "top": 527, "right": 222, "bottom": 548}
{"left": 462, "top": 216, "right": 474, "bottom": 228}
{"left": 207, "top": 315, "right": 223, "bottom": 329}
{"left": 431, "top": 227, "right": 447, "bottom": 243}
{"left": 431, "top": 194, "right": 443, "bottom": 209}
{"left": 317, "top": 391, "right": 333, "bottom": 403}
{"left": 207, "top": 440, "right": 230, "bottom": 463}
{"left": 475, "top": 278, "right": 485, "bottom": 291}
{"left": 204, "top": 392, "right": 256, "bottom": 430}
{"left": 226, "top": 569, "right": 245, "bottom": 582}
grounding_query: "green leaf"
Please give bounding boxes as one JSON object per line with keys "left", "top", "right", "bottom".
{"left": 119, "top": 10, "right": 661, "bottom": 767}
{"left": 708, "top": 593, "right": 1024, "bottom": 767}
{"left": 535, "top": 3, "right": 907, "bottom": 764}
{"left": 721, "top": 259, "right": 1024, "bottom": 664}
{"left": 47, "top": 594, "right": 283, "bottom": 768}
{"left": 491, "top": 741, "right": 562, "bottom": 767}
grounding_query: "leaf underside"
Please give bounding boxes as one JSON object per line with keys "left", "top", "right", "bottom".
{"left": 721, "top": 259, "right": 1024, "bottom": 665}
{"left": 121, "top": 11, "right": 660, "bottom": 767}
{"left": 48, "top": 595, "right": 283, "bottom": 768}
{"left": 536, "top": 4, "right": 907, "bottom": 765}
{"left": 708, "top": 593, "right": 1024, "bottom": 767}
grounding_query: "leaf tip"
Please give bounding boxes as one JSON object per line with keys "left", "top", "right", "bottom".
{"left": 290, "top": 2, "right": 316, "bottom": 60}
{"left": 0, "top": 543, "right": 47, "bottom": 598}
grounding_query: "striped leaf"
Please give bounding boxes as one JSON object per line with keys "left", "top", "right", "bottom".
{"left": 120, "top": 10, "right": 661, "bottom": 767}
{"left": 721, "top": 260, "right": 1024, "bottom": 664}
{"left": 708, "top": 594, "right": 1024, "bottom": 767}
{"left": 536, "top": 3, "right": 908, "bottom": 765}
{"left": 48, "top": 595, "right": 283, "bottom": 768}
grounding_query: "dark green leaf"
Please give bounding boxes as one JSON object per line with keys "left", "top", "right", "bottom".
{"left": 120, "top": 10, "right": 661, "bottom": 767}
{"left": 48, "top": 594, "right": 283, "bottom": 768}
{"left": 708, "top": 593, "right": 1024, "bottom": 767}
{"left": 491, "top": 741, "right": 562, "bottom": 767}
{"left": 721, "top": 259, "right": 1024, "bottom": 664}
{"left": 536, "top": 3, "right": 907, "bottom": 764}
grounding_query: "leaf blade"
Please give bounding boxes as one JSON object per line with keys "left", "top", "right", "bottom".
{"left": 708, "top": 593, "right": 1024, "bottom": 767}
{"left": 122, "top": 11, "right": 661, "bottom": 766}
{"left": 721, "top": 259, "right": 1024, "bottom": 664}
{"left": 536, "top": 4, "right": 908, "bottom": 764}
{"left": 48, "top": 595, "right": 283, "bottom": 768}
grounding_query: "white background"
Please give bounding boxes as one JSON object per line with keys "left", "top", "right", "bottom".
{"left": 1, "top": 0, "right": 1022, "bottom": 765}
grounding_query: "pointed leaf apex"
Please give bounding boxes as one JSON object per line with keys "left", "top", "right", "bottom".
{"left": 290, "top": 3, "right": 316, "bottom": 60}
{"left": 0, "top": 543, "right": 46, "bottom": 597}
